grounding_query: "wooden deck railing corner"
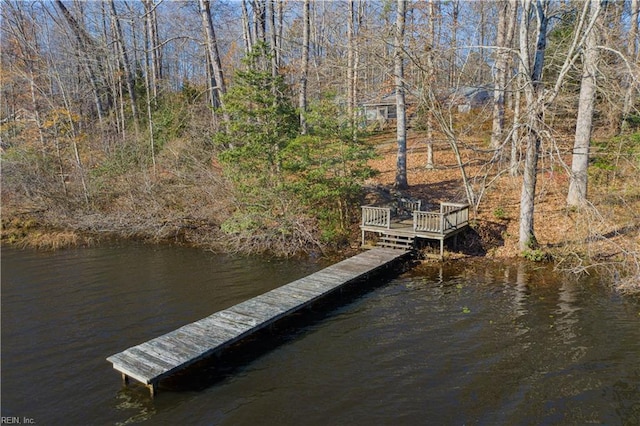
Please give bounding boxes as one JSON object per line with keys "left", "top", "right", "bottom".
{"left": 361, "top": 205, "right": 391, "bottom": 229}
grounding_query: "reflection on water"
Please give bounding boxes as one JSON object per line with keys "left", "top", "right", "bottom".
{"left": 2, "top": 246, "right": 639, "bottom": 425}
{"left": 115, "top": 390, "right": 156, "bottom": 425}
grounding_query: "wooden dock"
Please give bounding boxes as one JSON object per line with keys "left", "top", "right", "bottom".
{"left": 360, "top": 201, "right": 470, "bottom": 258}
{"left": 107, "top": 247, "right": 411, "bottom": 396}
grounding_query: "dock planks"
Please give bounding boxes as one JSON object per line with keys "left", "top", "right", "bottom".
{"left": 107, "top": 247, "right": 410, "bottom": 396}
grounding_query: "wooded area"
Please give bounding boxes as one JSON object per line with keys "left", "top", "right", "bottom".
{"left": 1, "top": 1, "right": 639, "bottom": 290}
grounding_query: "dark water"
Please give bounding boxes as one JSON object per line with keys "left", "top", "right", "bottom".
{"left": 1, "top": 244, "right": 639, "bottom": 425}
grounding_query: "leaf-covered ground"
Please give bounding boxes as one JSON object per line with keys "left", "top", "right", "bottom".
{"left": 365, "top": 130, "right": 639, "bottom": 291}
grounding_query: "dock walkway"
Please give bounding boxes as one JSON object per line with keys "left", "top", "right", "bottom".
{"left": 107, "top": 247, "right": 410, "bottom": 396}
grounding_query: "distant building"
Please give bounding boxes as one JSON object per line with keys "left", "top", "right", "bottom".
{"left": 444, "top": 86, "right": 493, "bottom": 113}
{"left": 359, "top": 91, "right": 419, "bottom": 127}
{"left": 358, "top": 86, "right": 492, "bottom": 129}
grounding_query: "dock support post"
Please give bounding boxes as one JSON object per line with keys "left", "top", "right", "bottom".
{"left": 148, "top": 382, "right": 157, "bottom": 398}
{"left": 440, "top": 239, "right": 444, "bottom": 260}
{"left": 122, "top": 373, "right": 130, "bottom": 386}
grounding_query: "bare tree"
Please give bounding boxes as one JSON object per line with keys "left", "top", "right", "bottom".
{"left": 268, "top": 0, "right": 278, "bottom": 78}
{"left": 299, "top": 0, "right": 310, "bottom": 134}
{"left": 142, "top": 0, "right": 162, "bottom": 100}
{"left": 567, "top": 0, "right": 605, "bottom": 207}
{"left": 491, "top": 0, "right": 517, "bottom": 151}
{"left": 109, "top": 0, "right": 138, "bottom": 126}
{"left": 449, "top": 0, "right": 460, "bottom": 86}
{"left": 54, "top": 0, "right": 111, "bottom": 121}
{"left": 241, "top": 0, "right": 253, "bottom": 55}
{"left": 347, "top": 0, "right": 355, "bottom": 129}
{"left": 424, "top": 0, "right": 437, "bottom": 170}
{"left": 518, "top": 0, "right": 549, "bottom": 251}
{"left": 199, "top": 0, "right": 226, "bottom": 110}
{"left": 395, "top": 0, "right": 408, "bottom": 189}
{"left": 517, "top": 0, "right": 603, "bottom": 250}
{"left": 253, "top": 0, "right": 267, "bottom": 45}
{"left": 622, "top": 0, "right": 639, "bottom": 130}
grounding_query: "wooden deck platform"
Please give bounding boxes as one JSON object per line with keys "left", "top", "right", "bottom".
{"left": 107, "top": 247, "right": 411, "bottom": 396}
{"left": 360, "top": 201, "right": 470, "bottom": 257}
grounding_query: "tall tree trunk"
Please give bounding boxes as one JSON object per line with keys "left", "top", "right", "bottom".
{"left": 142, "top": 0, "right": 162, "bottom": 100}
{"left": 567, "top": 0, "right": 603, "bottom": 207}
{"left": 395, "top": 0, "right": 408, "bottom": 190}
{"left": 347, "top": 0, "right": 355, "bottom": 128}
{"left": 268, "top": 0, "right": 278, "bottom": 78}
{"left": 449, "top": 0, "right": 459, "bottom": 86}
{"left": 199, "top": 0, "right": 226, "bottom": 109}
{"left": 510, "top": 71, "right": 522, "bottom": 175}
{"left": 518, "top": 0, "right": 549, "bottom": 251}
{"left": 352, "top": 0, "right": 363, "bottom": 139}
{"left": 51, "top": 66, "right": 90, "bottom": 206}
{"left": 622, "top": 0, "right": 639, "bottom": 130}
{"left": 299, "top": 0, "right": 310, "bottom": 134}
{"left": 109, "top": 0, "right": 138, "bottom": 126}
{"left": 143, "top": 7, "right": 156, "bottom": 176}
{"left": 425, "top": 0, "right": 437, "bottom": 170}
{"left": 54, "top": 0, "right": 110, "bottom": 120}
{"left": 491, "top": 0, "right": 516, "bottom": 151}
{"left": 253, "top": 0, "right": 266, "bottom": 44}
{"left": 241, "top": 0, "right": 253, "bottom": 55}
{"left": 519, "top": 105, "right": 542, "bottom": 250}
{"left": 276, "top": 0, "right": 284, "bottom": 66}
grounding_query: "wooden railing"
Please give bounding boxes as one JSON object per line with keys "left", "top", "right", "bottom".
{"left": 399, "top": 198, "right": 421, "bottom": 212}
{"left": 413, "top": 211, "right": 442, "bottom": 233}
{"left": 414, "top": 203, "right": 469, "bottom": 234}
{"left": 441, "top": 202, "right": 466, "bottom": 214}
{"left": 361, "top": 206, "right": 391, "bottom": 229}
{"left": 362, "top": 201, "right": 469, "bottom": 236}
{"left": 441, "top": 204, "right": 469, "bottom": 233}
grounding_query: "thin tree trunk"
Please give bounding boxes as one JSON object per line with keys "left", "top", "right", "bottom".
{"left": 55, "top": 70, "right": 90, "bottom": 206}
{"left": 622, "top": 0, "right": 639, "bottom": 130}
{"left": 142, "top": 1, "right": 161, "bottom": 101}
{"left": 519, "top": 106, "right": 542, "bottom": 250}
{"left": 510, "top": 71, "right": 522, "bottom": 175}
{"left": 151, "top": 2, "right": 162, "bottom": 82}
{"left": 449, "top": 0, "right": 459, "bottom": 86}
{"left": 268, "top": 0, "right": 278, "bottom": 78}
{"left": 491, "top": 1, "right": 513, "bottom": 150}
{"left": 347, "top": 0, "right": 355, "bottom": 128}
{"left": 567, "top": 0, "right": 603, "bottom": 207}
{"left": 518, "top": 0, "right": 549, "bottom": 251}
{"left": 253, "top": 0, "right": 266, "bottom": 44}
{"left": 142, "top": 5, "right": 156, "bottom": 175}
{"left": 241, "top": 0, "right": 253, "bottom": 55}
{"left": 199, "top": 0, "right": 226, "bottom": 109}
{"left": 425, "top": 0, "right": 437, "bottom": 170}
{"left": 54, "top": 0, "right": 109, "bottom": 119}
{"left": 353, "top": 0, "right": 363, "bottom": 139}
{"left": 299, "top": 0, "right": 310, "bottom": 134}
{"left": 109, "top": 0, "right": 138, "bottom": 127}
{"left": 395, "top": 0, "right": 408, "bottom": 189}
{"left": 277, "top": 0, "right": 284, "bottom": 66}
